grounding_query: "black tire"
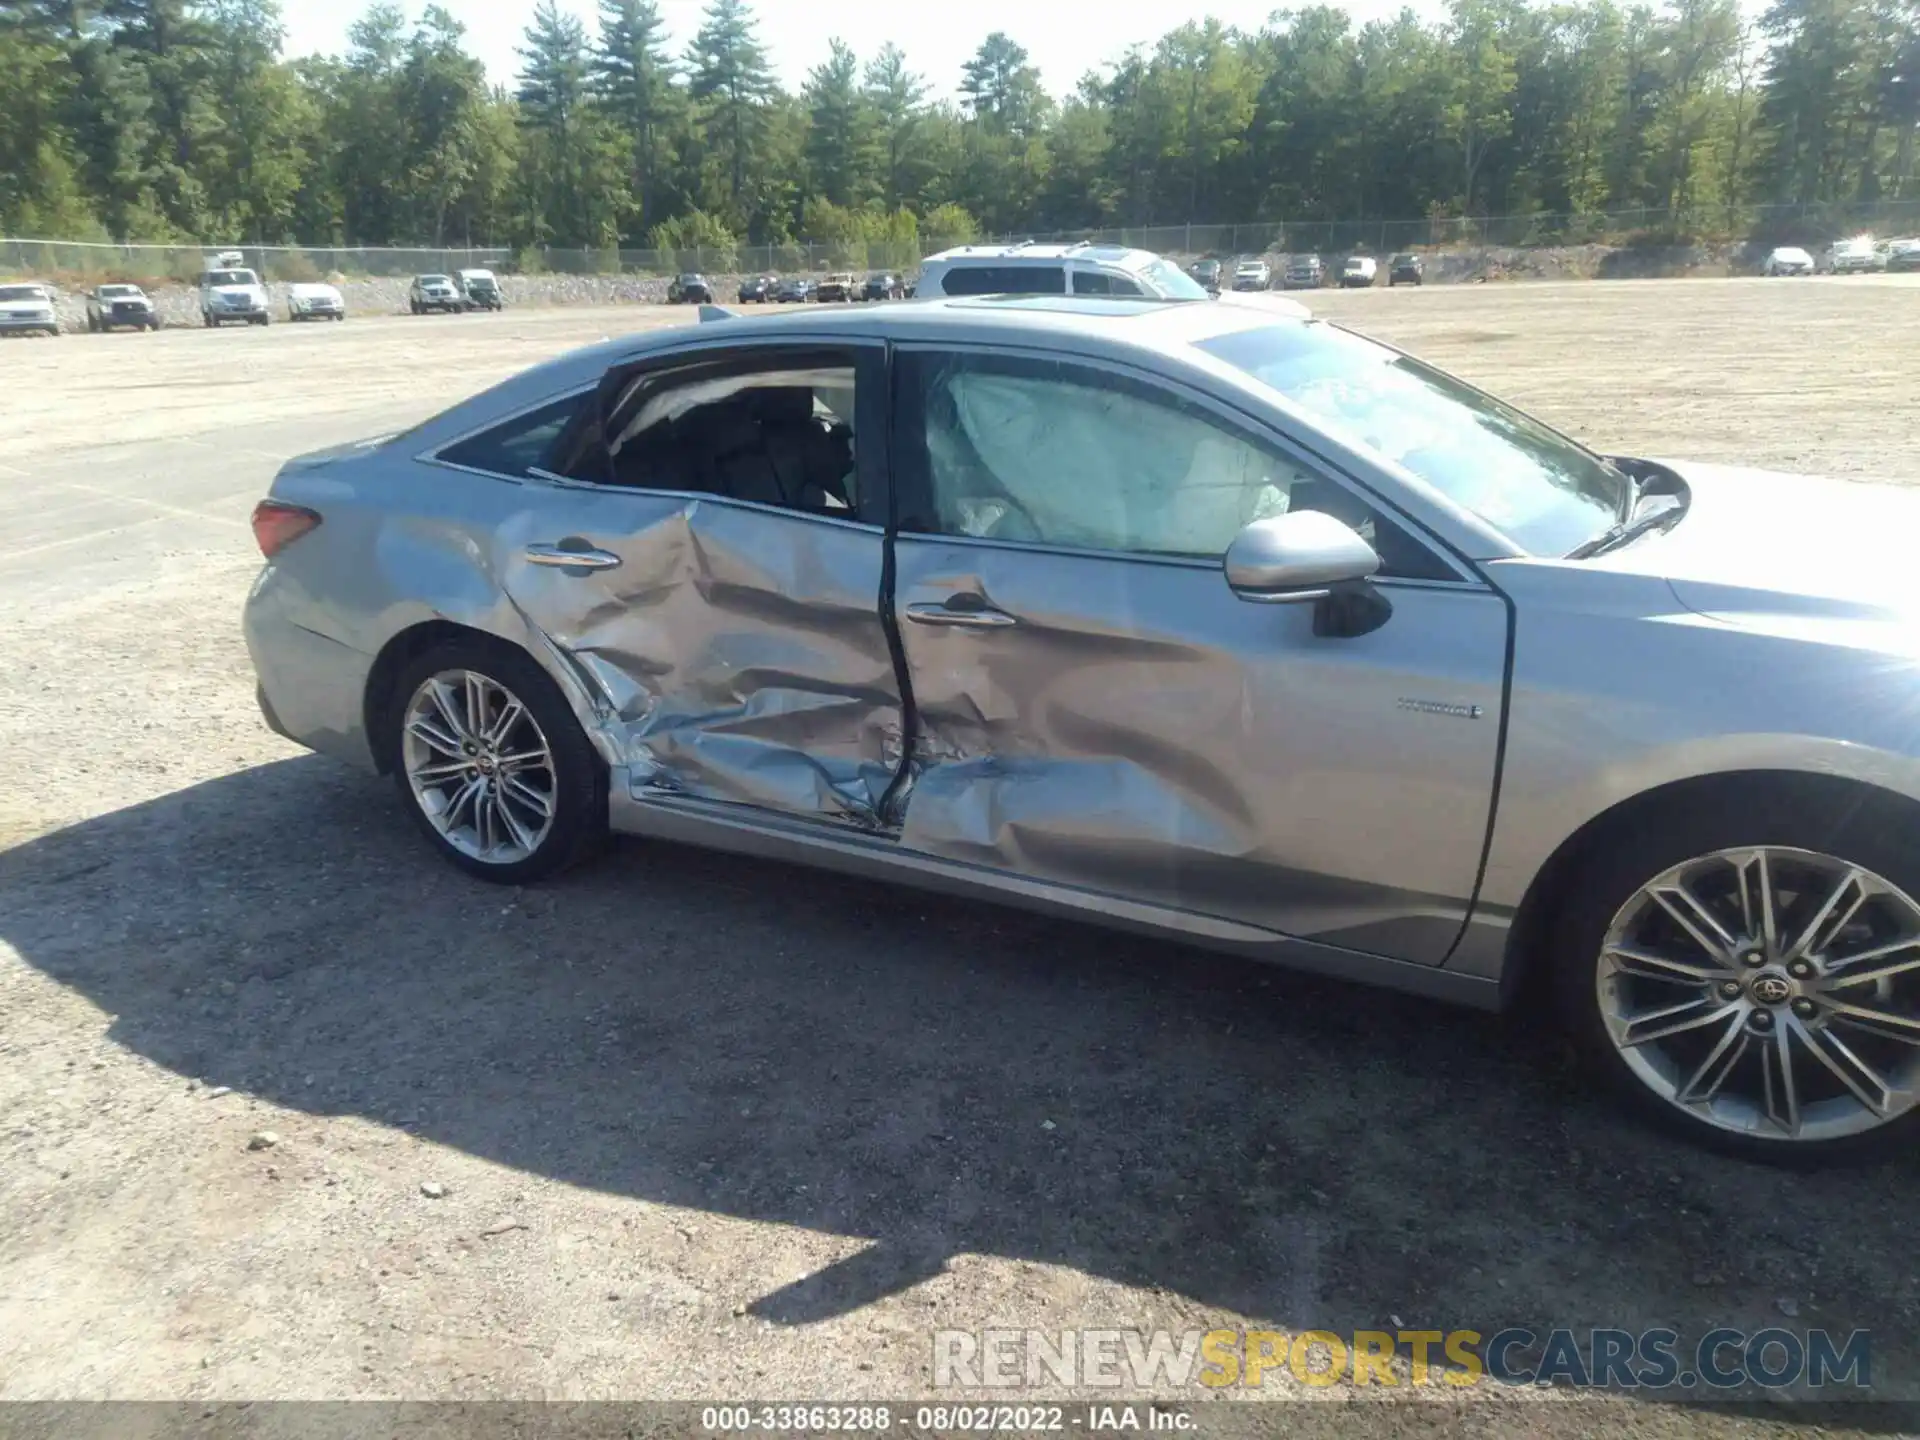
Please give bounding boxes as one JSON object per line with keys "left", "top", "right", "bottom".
{"left": 204, "top": 312, "right": 216, "bottom": 328}
{"left": 1549, "top": 785, "right": 1920, "bottom": 1166}
{"left": 385, "top": 637, "right": 607, "bottom": 885}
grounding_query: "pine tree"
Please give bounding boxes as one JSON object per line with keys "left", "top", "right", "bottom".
{"left": 685, "top": 0, "right": 773, "bottom": 212}
{"left": 803, "top": 38, "right": 873, "bottom": 207}
{"left": 594, "top": 0, "right": 680, "bottom": 233}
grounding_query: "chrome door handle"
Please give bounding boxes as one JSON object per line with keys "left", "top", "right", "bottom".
{"left": 904, "top": 601, "right": 1017, "bottom": 628}
{"left": 524, "top": 543, "right": 621, "bottom": 570}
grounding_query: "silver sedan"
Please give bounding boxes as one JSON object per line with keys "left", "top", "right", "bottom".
{"left": 245, "top": 295, "right": 1920, "bottom": 1163}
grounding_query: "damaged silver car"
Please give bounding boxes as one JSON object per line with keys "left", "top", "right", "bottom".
{"left": 246, "top": 295, "right": 1920, "bottom": 1163}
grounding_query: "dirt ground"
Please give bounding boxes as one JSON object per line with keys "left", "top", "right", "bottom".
{"left": 3, "top": 277, "right": 1919, "bottom": 1432}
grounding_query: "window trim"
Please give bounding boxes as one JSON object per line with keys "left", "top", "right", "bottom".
{"left": 419, "top": 384, "right": 595, "bottom": 484}
{"left": 888, "top": 341, "right": 1485, "bottom": 587}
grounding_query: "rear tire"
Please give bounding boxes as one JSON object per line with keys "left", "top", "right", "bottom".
{"left": 1550, "top": 788, "right": 1920, "bottom": 1166}
{"left": 385, "top": 638, "right": 608, "bottom": 885}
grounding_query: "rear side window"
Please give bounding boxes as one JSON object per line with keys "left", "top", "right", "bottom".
{"left": 938, "top": 265, "right": 1067, "bottom": 296}
{"left": 438, "top": 393, "right": 585, "bottom": 478}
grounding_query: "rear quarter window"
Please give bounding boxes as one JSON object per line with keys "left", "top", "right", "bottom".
{"left": 937, "top": 265, "right": 1067, "bottom": 296}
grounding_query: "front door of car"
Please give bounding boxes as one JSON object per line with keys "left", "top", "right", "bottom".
{"left": 885, "top": 346, "right": 1510, "bottom": 966}
{"left": 494, "top": 340, "right": 903, "bottom": 826}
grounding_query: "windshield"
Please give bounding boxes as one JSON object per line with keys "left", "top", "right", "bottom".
{"left": 420, "top": 275, "right": 452, "bottom": 286}
{"left": 1198, "top": 322, "right": 1629, "bottom": 555}
{"left": 206, "top": 270, "right": 257, "bottom": 286}
{"left": 1142, "top": 258, "right": 1208, "bottom": 299}
{"left": 0, "top": 285, "right": 48, "bottom": 302}
{"left": 99, "top": 284, "right": 140, "bottom": 297}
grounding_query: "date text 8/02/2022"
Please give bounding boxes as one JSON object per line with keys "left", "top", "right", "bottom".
{"left": 931, "top": 1326, "right": 1875, "bottom": 1391}
{"left": 700, "top": 1406, "right": 1196, "bottom": 1434}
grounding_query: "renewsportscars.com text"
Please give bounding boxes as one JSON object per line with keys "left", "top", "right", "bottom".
{"left": 933, "top": 1326, "right": 1872, "bottom": 1391}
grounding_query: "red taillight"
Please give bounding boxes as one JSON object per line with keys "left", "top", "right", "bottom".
{"left": 251, "top": 500, "right": 322, "bottom": 558}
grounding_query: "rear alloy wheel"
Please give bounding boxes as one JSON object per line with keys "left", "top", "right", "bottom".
{"left": 390, "top": 642, "right": 606, "bottom": 883}
{"left": 1559, "top": 831, "right": 1920, "bottom": 1163}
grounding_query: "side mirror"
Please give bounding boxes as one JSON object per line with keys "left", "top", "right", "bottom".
{"left": 1226, "top": 511, "right": 1391, "bottom": 637}
{"left": 1225, "top": 510, "right": 1379, "bottom": 601}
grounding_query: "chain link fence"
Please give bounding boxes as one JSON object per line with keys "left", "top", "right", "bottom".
{"left": 990, "top": 201, "right": 1920, "bottom": 258}
{"left": 0, "top": 238, "right": 949, "bottom": 285}
{"left": 9, "top": 201, "right": 1920, "bottom": 284}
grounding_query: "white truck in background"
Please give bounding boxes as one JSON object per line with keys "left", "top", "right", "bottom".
{"left": 199, "top": 250, "right": 271, "bottom": 327}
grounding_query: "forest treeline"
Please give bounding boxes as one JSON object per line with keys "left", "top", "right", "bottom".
{"left": 2, "top": 0, "right": 1915, "bottom": 250}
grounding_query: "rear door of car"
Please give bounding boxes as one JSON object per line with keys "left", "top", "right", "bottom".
{"left": 483, "top": 337, "right": 902, "bottom": 827}
{"left": 882, "top": 343, "right": 1509, "bottom": 965}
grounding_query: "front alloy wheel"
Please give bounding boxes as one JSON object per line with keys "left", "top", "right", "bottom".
{"left": 402, "top": 669, "right": 558, "bottom": 866}
{"left": 1593, "top": 845, "right": 1920, "bottom": 1152}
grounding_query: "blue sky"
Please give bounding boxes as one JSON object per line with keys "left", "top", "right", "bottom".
{"left": 278, "top": 0, "right": 1435, "bottom": 100}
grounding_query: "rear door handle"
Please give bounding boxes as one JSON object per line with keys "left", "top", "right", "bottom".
{"left": 525, "top": 543, "right": 621, "bottom": 570}
{"left": 904, "top": 601, "right": 1018, "bottom": 629}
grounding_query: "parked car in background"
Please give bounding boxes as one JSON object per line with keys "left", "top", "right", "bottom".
{"left": 816, "top": 272, "right": 858, "bottom": 302}
{"left": 1341, "top": 256, "right": 1378, "bottom": 289}
{"left": 1232, "top": 258, "right": 1272, "bottom": 291}
{"left": 409, "top": 274, "right": 466, "bottom": 314}
{"left": 1190, "top": 258, "right": 1223, "bottom": 292}
{"left": 1388, "top": 253, "right": 1425, "bottom": 286}
{"left": 737, "top": 274, "right": 776, "bottom": 303}
{"left": 458, "top": 268, "right": 504, "bottom": 310}
{"left": 915, "top": 243, "right": 1210, "bottom": 299}
{"left": 85, "top": 282, "right": 158, "bottom": 332}
{"left": 667, "top": 274, "right": 713, "bottom": 305}
{"left": 775, "top": 277, "right": 814, "bottom": 303}
{"left": 1824, "top": 237, "right": 1883, "bottom": 274}
{"left": 1762, "top": 246, "right": 1815, "bottom": 277}
{"left": 246, "top": 292, "right": 1920, "bottom": 1164}
{"left": 1281, "top": 254, "right": 1325, "bottom": 289}
{"left": 1883, "top": 239, "right": 1920, "bottom": 273}
{"left": 0, "top": 281, "right": 60, "bottom": 336}
{"left": 200, "top": 265, "right": 271, "bottom": 326}
{"left": 286, "top": 282, "right": 345, "bottom": 322}
{"left": 864, "top": 272, "right": 905, "bottom": 301}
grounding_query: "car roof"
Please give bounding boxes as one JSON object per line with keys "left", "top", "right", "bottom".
{"left": 921, "top": 242, "right": 1165, "bottom": 271}
{"left": 495, "top": 295, "right": 1311, "bottom": 400}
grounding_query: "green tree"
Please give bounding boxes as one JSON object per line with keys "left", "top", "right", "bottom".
{"left": 803, "top": 38, "right": 874, "bottom": 207}
{"left": 863, "top": 42, "right": 926, "bottom": 210}
{"left": 593, "top": 0, "right": 681, "bottom": 233}
{"left": 684, "top": 0, "right": 774, "bottom": 219}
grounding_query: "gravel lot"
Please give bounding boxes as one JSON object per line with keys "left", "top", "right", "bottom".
{"left": 3, "top": 279, "right": 1919, "bottom": 1433}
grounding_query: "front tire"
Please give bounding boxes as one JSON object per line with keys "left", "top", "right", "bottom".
{"left": 1551, "top": 790, "right": 1920, "bottom": 1165}
{"left": 387, "top": 639, "right": 607, "bottom": 884}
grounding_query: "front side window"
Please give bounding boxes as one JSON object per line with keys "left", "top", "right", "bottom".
{"left": 896, "top": 352, "right": 1311, "bottom": 558}
{"left": 896, "top": 351, "right": 1453, "bottom": 577}
{"left": 1074, "top": 269, "right": 1144, "bottom": 296}
{"left": 438, "top": 393, "right": 586, "bottom": 478}
{"left": 1197, "top": 322, "right": 1628, "bottom": 556}
{"left": 939, "top": 265, "right": 1066, "bottom": 296}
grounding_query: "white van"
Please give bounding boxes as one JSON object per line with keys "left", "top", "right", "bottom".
{"left": 915, "top": 242, "right": 1211, "bottom": 300}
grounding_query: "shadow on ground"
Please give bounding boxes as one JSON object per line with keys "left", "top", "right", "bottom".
{"left": 1, "top": 756, "right": 1915, "bottom": 1390}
